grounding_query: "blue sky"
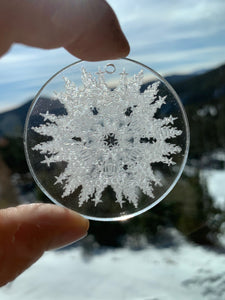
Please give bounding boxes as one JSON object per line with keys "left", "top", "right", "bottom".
{"left": 0, "top": 0, "right": 225, "bottom": 112}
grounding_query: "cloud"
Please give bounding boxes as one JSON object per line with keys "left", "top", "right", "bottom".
{"left": 108, "top": 0, "right": 225, "bottom": 53}
{"left": 0, "top": 45, "right": 75, "bottom": 84}
{"left": 0, "top": 0, "right": 225, "bottom": 111}
{"left": 0, "top": 45, "right": 76, "bottom": 111}
{"left": 106, "top": 0, "right": 225, "bottom": 76}
{"left": 133, "top": 45, "right": 225, "bottom": 75}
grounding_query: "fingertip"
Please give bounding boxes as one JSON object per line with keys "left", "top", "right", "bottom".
{"left": 0, "top": 204, "right": 90, "bottom": 286}
{"left": 15, "top": 203, "right": 90, "bottom": 250}
{"left": 65, "top": 0, "right": 130, "bottom": 61}
{"left": 44, "top": 206, "right": 90, "bottom": 250}
{"left": 65, "top": 25, "right": 130, "bottom": 61}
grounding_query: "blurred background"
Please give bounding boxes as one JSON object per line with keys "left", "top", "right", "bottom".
{"left": 0, "top": 0, "right": 225, "bottom": 299}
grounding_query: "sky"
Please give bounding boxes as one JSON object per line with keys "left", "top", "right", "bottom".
{"left": 0, "top": 0, "right": 225, "bottom": 112}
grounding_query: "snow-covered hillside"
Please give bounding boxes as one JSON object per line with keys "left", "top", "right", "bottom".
{"left": 0, "top": 170, "right": 224, "bottom": 300}
{"left": 0, "top": 231, "right": 225, "bottom": 300}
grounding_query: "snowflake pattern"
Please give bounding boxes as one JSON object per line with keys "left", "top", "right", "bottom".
{"left": 32, "top": 68, "right": 182, "bottom": 208}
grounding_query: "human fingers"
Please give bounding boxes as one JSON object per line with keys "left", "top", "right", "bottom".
{"left": 0, "top": 203, "right": 89, "bottom": 287}
{"left": 0, "top": 0, "right": 130, "bottom": 60}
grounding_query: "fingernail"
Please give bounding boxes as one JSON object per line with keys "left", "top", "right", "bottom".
{"left": 47, "top": 215, "right": 89, "bottom": 250}
{"left": 47, "top": 229, "right": 88, "bottom": 251}
{"left": 53, "top": 231, "right": 88, "bottom": 251}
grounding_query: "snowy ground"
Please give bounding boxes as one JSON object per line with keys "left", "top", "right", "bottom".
{"left": 0, "top": 169, "right": 224, "bottom": 300}
{"left": 202, "top": 169, "right": 225, "bottom": 210}
{"left": 0, "top": 233, "right": 225, "bottom": 300}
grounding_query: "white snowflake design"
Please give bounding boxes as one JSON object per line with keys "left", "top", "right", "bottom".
{"left": 32, "top": 68, "right": 182, "bottom": 208}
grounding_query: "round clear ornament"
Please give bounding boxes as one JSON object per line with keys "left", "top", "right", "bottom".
{"left": 24, "top": 58, "right": 189, "bottom": 221}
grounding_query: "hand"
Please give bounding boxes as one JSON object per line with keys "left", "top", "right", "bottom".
{"left": 0, "top": 0, "right": 129, "bottom": 59}
{"left": 0, "top": 0, "right": 130, "bottom": 287}
{"left": 0, "top": 204, "right": 89, "bottom": 287}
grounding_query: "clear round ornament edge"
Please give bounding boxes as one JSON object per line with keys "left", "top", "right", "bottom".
{"left": 24, "top": 58, "right": 190, "bottom": 222}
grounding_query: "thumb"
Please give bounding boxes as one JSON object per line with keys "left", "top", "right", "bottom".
{"left": 0, "top": 203, "right": 89, "bottom": 287}
{"left": 0, "top": 0, "right": 129, "bottom": 60}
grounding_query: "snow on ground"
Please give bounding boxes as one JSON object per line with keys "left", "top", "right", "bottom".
{"left": 202, "top": 169, "right": 225, "bottom": 210}
{"left": 0, "top": 234, "right": 225, "bottom": 300}
{"left": 0, "top": 169, "right": 224, "bottom": 299}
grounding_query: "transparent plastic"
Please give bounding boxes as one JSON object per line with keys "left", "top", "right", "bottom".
{"left": 24, "top": 58, "right": 189, "bottom": 221}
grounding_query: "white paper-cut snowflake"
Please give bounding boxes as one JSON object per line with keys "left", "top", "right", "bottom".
{"left": 32, "top": 68, "right": 182, "bottom": 208}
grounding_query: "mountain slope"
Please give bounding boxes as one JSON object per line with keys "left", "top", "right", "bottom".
{"left": 0, "top": 100, "right": 32, "bottom": 138}
{"left": 0, "top": 63, "right": 225, "bottom": 138}
{"left": 171, "top": 63, "right": 225, "bottom": 105}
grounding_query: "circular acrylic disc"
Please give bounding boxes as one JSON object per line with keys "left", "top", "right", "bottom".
{"left": 24, "top": 58, "right": 189, "bottom": 221}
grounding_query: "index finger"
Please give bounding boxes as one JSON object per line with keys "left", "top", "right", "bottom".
{"left": 0, "top": 0, "right": 130, "bottom": 60}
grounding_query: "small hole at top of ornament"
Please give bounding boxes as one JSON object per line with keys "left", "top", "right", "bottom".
{"left": 105, "top": 63, "right": 116, "bottom": 74}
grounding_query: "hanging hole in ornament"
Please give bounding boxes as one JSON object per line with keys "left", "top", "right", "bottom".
{"left": 105, "top": 63, "right": 116, "bottom": 74}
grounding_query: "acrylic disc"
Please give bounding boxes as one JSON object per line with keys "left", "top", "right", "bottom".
{"left": 24, "top": 58, "right": 189, "bottom": 221}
